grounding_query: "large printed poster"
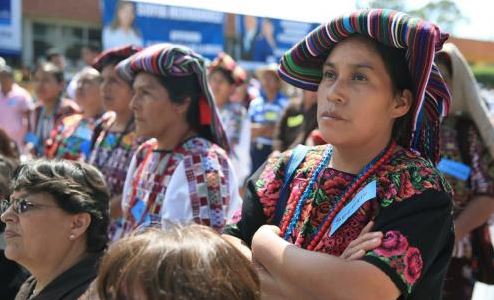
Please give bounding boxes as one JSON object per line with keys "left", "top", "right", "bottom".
{"left": 0, "top": 0, "right": 21, "bottom": 55}
{"left": 238, "top": 15, "right": 318, "bottom": 63}
{"left": 101, "top": 0, "right": 225, "bottom": 59}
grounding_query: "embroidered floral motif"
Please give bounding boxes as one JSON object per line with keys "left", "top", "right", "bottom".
{"left": 367, "top": 230, "right": 423, "bottom": 292}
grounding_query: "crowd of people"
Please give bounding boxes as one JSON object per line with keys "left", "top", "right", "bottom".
{"left": 0, "top": 8, "right": 494, "bottom": 300}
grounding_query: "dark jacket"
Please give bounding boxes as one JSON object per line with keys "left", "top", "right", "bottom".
{"left": 15, "top": 252, "right": 102, "bottom": 300}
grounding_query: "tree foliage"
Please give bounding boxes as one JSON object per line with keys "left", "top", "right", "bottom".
{"left": 362, "top": 0, "right": 465, "bottom": 33}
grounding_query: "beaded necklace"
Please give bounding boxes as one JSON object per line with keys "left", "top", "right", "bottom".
{"left": 280, "top": 141, "right": 397, "bottom": 249}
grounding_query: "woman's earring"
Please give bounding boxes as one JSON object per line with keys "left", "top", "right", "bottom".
{"left": 69, "top": 234, "right": 76, "bottom": 240}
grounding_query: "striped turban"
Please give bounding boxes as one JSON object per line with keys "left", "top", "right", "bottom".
{"left": 116, "top": 43, "right": 229, "bottom": 152}
{"left": 278, "top": 9, "right": 451, "bottom": 163}
{"left": 92, "top": 45, "right": 142, "bottom": 72}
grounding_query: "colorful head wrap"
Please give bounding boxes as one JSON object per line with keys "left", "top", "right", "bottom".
{"left": 92, "top": 45, "right": 142, "bottom": 72}
{"left": 209, "top": 52, "right": 247, "bottom": 86}
{"left": 278, "top": 9, "right": 451, "bottom": 163}
{"left": 116, "top": 43, "right": 230, "bottom": 152}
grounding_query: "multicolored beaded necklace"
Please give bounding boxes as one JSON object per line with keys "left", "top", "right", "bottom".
{"left": 280, "top": 141, "right": 398, "bottom": 250}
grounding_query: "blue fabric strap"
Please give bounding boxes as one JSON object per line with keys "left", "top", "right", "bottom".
{"left": 272, "top": 144, "right": 308, "bottom": 226}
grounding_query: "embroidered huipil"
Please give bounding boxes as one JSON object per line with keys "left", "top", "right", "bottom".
{"left": 88, "top": 112, "right": 140, "bottom": 197}
{"left": 45, "top": 114, "right": 101, "bottom": 161}
{"left": 225, "top": 145, "right": 454, "bottom": 299}
{"left": 115, "top": 137, "right": 242, "bottom": 240}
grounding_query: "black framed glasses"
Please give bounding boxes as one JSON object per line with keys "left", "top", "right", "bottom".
{"left": 0, "top": 198, "right": 58, "bottom": 214}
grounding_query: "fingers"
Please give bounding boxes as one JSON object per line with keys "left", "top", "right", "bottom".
{"left": 341, "top": 231, "right": 383, "bottom": 260}
{"left": 358, "top": 221, "right": 375, "bottom": 237}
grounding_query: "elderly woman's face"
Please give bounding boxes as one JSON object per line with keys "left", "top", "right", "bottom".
{"left": 0, "top": 190, "right": 77, "bottom": 268}
{"left": 317, "top": 36, "right": 410, "bottom": 148}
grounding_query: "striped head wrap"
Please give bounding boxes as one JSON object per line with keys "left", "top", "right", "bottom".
{"left": 209, "top": 52, "right": 247, "bottom": 86}
{"left": 116, "top": 43, "right": 230, "bottom": 152}
{"left": 92, "top": 45, "right": 142, "bottom": 72}
{"left": 278, "top": 9, "right": 451, "bottom": 163}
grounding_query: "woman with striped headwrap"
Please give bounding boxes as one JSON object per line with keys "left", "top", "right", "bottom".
{"left": 111, "top": 44, "right": 242, "bottom": 240}
{"left": 223, "top": 9, "right": 453, "bottom": 299}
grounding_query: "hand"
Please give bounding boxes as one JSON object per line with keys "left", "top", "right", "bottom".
{"left": 253, "top": 225, "right": 281, "bottom": 244}
{"left": 340, "top": 221, "right": 383, "bottom": 260}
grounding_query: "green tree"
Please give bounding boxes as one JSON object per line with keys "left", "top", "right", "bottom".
{"left": 409, "top": 0, "right": 465, "bottom": 32}
{"left": 359, "top": 0, "right": 465, "bottom": 34}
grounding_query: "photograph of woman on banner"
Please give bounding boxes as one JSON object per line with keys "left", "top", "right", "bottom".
{"left": 103, "top": 1, "right": 143, "bottom": 50}
{"left": 252, "top": 18, "right": 277, "bottom": 63}
{"left": 240, "top": 15, "right": 258, "bottom": 61}
{"left": 224, "top": 9, "right": 455, "bottom": 299}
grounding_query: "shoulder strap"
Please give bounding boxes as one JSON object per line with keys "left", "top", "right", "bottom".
{"left": 272, "top": 144, "right": 308, "bottom": 226}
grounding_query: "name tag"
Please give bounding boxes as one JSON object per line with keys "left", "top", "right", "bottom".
{"left": 329, "top": 180, "right": 377, "bottom": 236}
{"left": 25, "top": 132, "right": 40, "bottom": 146}
{"left": 131, "top": 198, "right": 146, "bottom": 222}
{"left": 287, "top": 114, "right": 304, "bottom": 127}
{"left": 437, "top": 158, "right": 471, "bottom": 181}
{"left": 8, "top": 98, "right": 16, "bottom": 107}
{"left": 73, "top": 125, "right": 93, "bottom": 140}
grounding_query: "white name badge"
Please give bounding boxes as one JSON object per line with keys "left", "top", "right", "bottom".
{"left": 329, "top": 180, "right": 377, "bottom": 237}
{"left": 437, "top": 158, "right": 471, "bottom": 181}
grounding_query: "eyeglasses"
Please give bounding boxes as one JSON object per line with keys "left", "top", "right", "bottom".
{"left": 0, "top": 198, "right": 58, "bottom": 214}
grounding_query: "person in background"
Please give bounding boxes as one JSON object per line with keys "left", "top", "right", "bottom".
{"left": 81, "top": 45, "right": 101, "bottom": 67}
{"left": 0, "top": 140, "right": 26, "bottom": 300}
{"left": 435, "top": 43, "right": 494, "bottom": 300}
{"left": 66, "top": 44, "right": 102, "bottom": 100}
{"left": 113, "top": 44, "right": 241, "bottom": 239}
{"left": 46, "top": 48, "right": 66, "bottom": 71}
{"left": 96, "top": 225, "right": 260, "bottom": 300}
{"left": 102, "top": 1, "right": 143, "bottom": 50}
{"left": 224, "top": 9, "right": 454, "bottom": 299}
{"left": 89, "top": 45, "right": 142, "bottom": 227}
{"left": 1, "top": 160, "right": 110, "bottom": 300}
{"left": 249, "top": 64, "right": 288, "bottom": 172}
{"left": 273, "top": 89, "right": 318, "bottom": 153}
{"left": 45, "top": 67, "right": 105, "bottom": 161}
{"left": 0, "top": 64, "right": 34, "bottom": 152}
{"left": 208, "top": 53, "right": 252, "bottom": 186}
{"left": 27, "top": 63, "right": 80, "bottom": 157}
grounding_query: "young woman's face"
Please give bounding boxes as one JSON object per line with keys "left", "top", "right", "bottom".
{"left": 208, "top": 70, "right": 235, "bottom": 106}
{"left": 118, "top": 3, "right": 136, "bottom": 28}
{"left": 317, "top": 36, "right": 409, "bottom": 148}
{"left": 33, "top": 70, "right": 64, "bottom": 104}
{"left": 131, "top": 73, "right": 188, "bottom": 139}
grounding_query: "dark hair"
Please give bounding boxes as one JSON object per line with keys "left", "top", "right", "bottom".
{"left": 0, "top": 129, "right": 19, "bottom": 160}
{"left": 157, "top": 74, "right": 214, "bottom": 141}
{"left": 435, "top": 51, "right": 453, "bottom": 77}
{"left": 10, "top": 160, "right": 110, "bottom": 252}
{"left": 0, "top": 156, "right": 16, "bottom": 232}
{"left": 46, "top": 48, "right": 63, "bottom": 61}
{"left": 209, "top": 68, "right": 236, "bottom": 85}
{"left": 35, "top": 62, "right": 65, "bottom": 84}
{"left": 97, "top": 225, "right": 260, "bottom": 300}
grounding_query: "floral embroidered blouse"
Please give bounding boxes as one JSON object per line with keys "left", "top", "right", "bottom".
{"left": 225, "top": 144, "right": 454, "bottom": 299}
